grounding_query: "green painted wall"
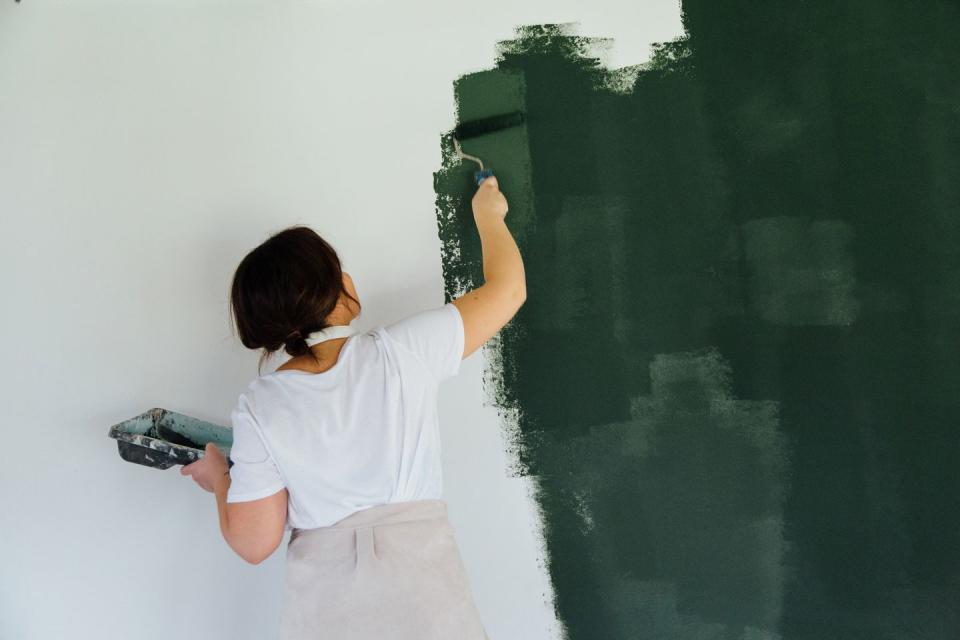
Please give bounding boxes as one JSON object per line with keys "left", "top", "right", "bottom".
{"left": 434, "top": 5, "right": 960, "bottom": 638}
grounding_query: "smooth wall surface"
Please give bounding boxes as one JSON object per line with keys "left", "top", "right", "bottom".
{"left": 0, "top": 2, "right": 682, "bottom": 639}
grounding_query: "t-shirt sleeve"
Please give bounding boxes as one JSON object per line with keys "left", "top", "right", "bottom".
{"left": 382, "top": 302, "right": 465, "bottom": 383}
{"left": 226, "top": 396, "right": 286, "bottom": 503}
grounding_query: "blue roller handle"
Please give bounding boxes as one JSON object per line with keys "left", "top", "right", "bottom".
{"left": 475, "top": 169, "right": 494, "bottom": 186}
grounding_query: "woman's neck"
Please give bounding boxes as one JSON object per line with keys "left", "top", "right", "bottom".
{"left": 276, "top": 337, "right": 350, "bottom": 374}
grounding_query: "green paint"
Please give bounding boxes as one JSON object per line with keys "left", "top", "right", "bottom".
{"left": 434, "top": 10, "right": 960, "bottom": 639}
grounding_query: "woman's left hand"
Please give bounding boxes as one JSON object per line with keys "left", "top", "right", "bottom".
{"left": 180, "top": 443, "right": 229, "bottom": 493}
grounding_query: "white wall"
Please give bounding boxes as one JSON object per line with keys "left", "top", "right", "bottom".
{"left": 0, "top": 2, "right": 681, "bottom": 638}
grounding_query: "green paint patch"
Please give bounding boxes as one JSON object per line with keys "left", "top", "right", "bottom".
{"left": 434, "top": 13, "right": 960, "bottom": 640}
{"left": 535, "top": 348, "right": 786, "bottom": 637}
{"left": 741, "top": 217, "right": 859, "bottom": 326}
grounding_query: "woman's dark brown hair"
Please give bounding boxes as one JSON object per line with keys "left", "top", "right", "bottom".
{"left": 229, "top": 225, "right": 360, "bottom": 374}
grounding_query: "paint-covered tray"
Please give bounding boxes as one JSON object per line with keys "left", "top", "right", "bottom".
{"left": 107, "top": 407, "right": 233, "bottom": 470}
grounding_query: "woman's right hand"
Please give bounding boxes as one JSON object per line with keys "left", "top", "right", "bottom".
{"left": 471, "top": 176, "right": 509, "bottom": 224}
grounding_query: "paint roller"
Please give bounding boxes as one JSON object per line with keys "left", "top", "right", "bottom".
{"left": 452, "top": 111, "right": 526, "bottom": 185}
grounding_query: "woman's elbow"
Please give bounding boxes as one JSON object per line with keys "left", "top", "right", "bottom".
{"left": 230, "top": 534, "right": 281, "bottom": 565}
{"left": 242, "top": 550, "right": 269, "bottom": 565}
{"left": 239, "top": 543, "right": 277, "bottom": 565}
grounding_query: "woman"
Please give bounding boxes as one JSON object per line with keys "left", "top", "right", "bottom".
{"left": 180, "top": 176, "right": 525, "bottom": 639}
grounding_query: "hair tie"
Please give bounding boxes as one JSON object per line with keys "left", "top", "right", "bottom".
{"left": 285, "top": 329, "right": 302, "bottom": 341}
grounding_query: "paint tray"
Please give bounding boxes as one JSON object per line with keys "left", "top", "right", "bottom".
{"left": 107, "top": 407, "right": 233, "bottom": 470}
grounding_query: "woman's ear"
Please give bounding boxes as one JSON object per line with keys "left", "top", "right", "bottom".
{"left": 341, "top": 271, "right": 361, "bottom": 319}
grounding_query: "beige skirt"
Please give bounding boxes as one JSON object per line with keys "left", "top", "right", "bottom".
{"left": 279, "top": 499, "right": 489, "bottom": 640}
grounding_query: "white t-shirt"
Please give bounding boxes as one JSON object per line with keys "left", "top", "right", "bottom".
{"left": 225, "top": 302, "right": 465, "bottom": 531}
